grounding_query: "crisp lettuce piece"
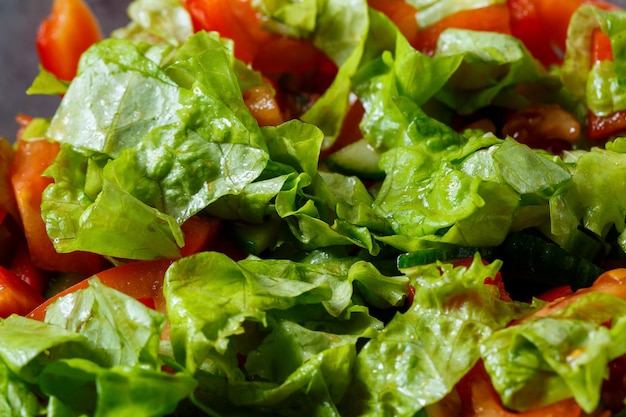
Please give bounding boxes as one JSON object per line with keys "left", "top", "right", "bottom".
{"left": 163, "top": 252, "right": 399, "bottom": 413}
{"left": 562, "top": 5, "right": 626, "bottom": 115}
{"left": 39, "top": 359, "right": 196, "bottom": 417}
{"left": 348, "top": 256, "right": 534, "bottom": 416}
{"left": 372, "top": 130, "right": 577, "bottom": 248}
{"left": 41, "top": 32, "right": 271, "bottom": 260}
{"left": 164, "top": 252, "right": 358, "bottom": 372}
{"left": 493, "top": 138, "right": 571, "bottom": 198}
{"left": 374, "top": 143, "right": 519, "bottom": 246}
{"left": 407, "top": 0, "right": 504, "bottom": 29}
{"left": 0, "top": 280, "right": 193, "bottom": 416}
{"left": 112, "top": 0, "right": 194, "bottom": 46}
{"left": 47, "top": 38, "right": 180, "bottom": 157}
{"left": 45, "top": 278, "right": 166, "bottom": 369}
{"left": 553, "top": 147, "right": 626, "bottom": 244}
{"left": 482, "top": 292, "right": 626, "bottom": 413}
{"left": 0, "top": 361, "right": 43, "bottom": 417}
{"left": 42, "top": 144, "right": 185, "bottom": 259}
{"left": 229, "top": 322, "right": 357, "bottom": 411}
{"left": 435, "top": 28, "right": 558, "bottom": 114}
{"left": 0, "top": 315, "right": 88, "bottom": 384}
{"left": 26, "top": 65, "right": 70, "bottom": 96}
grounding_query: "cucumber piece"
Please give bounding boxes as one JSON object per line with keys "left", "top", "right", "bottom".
{"left": 497, "top": 232, "right": 604, "bottom": 291}
{"left": 325, "top": 138, "right": 384, "bottom": 180}
{"left": 398, "top": 245, "right": 496, "bottom": 269}
{"left": 230, "top": 220, "right": 280, "bottom": 256}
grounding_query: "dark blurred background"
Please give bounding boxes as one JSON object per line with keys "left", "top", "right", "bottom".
{"left": 0, "top": 0, "right": 130, "bottom": 141}
{"left": 3, "top": 1, "right": 626, "bottom": 142}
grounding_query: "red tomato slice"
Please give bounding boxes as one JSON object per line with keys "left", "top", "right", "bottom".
{"left": 536, "top": 285, "right": 574, "bottom": 302}
{"left": 591, "top": 28, "right": 613, "bottom": 64}
{"left": 182, "top": 0, "right": 331, "bottom": 76}
{"left": 27, "top": 258, "right": 173, "bottom": 321}
{"left": 369, "top": 0, "right": 419, "bottom": 46}
{"left": 182, "top": 0, "right": 270, "bottom": 63}
{"left": 0, "top": 266, "right": 46, "bottom": 318}
{"left": 507, "top": 0, "right": 562, "bottom": 67}
{"left": 587, "top": 109, "right": 626, "bottom": 141}
{"left": 526, "top": 0, "right": 619, "bottom": 62}
{"left": 9, "top": 240, "right": 51, "bottom": 294}
{"left": 414, "top": 4, "right": 512, "bottom": 56}
{"left": 585, "top": 27, "right": 626, "bottom": 140}
{"left": 457, "top": 362, "right": 582, "bottom": 417}
{"left": 180, "top": 215, "right": 223, "bottom": 257}
{"left": 36, "top": 0, "right": 102, "bottom": 81}
{"left": 10, "top": 137, "right": 108, "bottom": 274}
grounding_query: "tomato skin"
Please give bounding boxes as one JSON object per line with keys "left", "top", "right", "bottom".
{"left": 182, "top": 0, "right": 331, "bottom": 76}
{"left": 0, "top": 266, "right": 46, "bottom": 318}
{"left": 181, "top": 0, "right": 269, "bottom": 63}
{"left": 180, "top": 215, "right": 223, "bottom": 257}
{"left": 587, "top": 109, "right": 626, "bottom": 140}
{"left": 242, "top": 85, "right": 285, "bottom": 127}
{"left": 414, "top": 5, "right": 512, "bottom": 56}
{"left": 591, "top": 28, "right": 613, "bottom": 64}
{"left": 9, "top": 241, "right": 51, "bottom": 294}
{"left": 10, "top": 137, "right": 108, "bottom": 274}
{"left": 507, "top": 0, "right": 562, "bottom": 67}
{"left": 536, "top": 285, "right": 574, "bottom": 302}
{"left": 36, "top": 0, "right": 102, "bottom": 81}
{"left": 27, "top": 258, "right": 173, "bottom": 321}
{"left": 368, "top": 0, "right": 419, "bottom": 45}
{"left": 586, "top": 27, "right": 626, "bottom": 141}
{"left": 451, "top": 257, "right": 511, "bottom": 302}
{"left": 456, "top": 361, "right": 582, "bottom": 417}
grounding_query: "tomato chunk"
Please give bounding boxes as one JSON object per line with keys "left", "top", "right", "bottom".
{"left": 180, "top": 215, "right": 223, "bottom": 257}
{"left": 507, "top": 0, "right": 562, "bottom": 67}
{"left": 9, "top": 241, "right": 51, "bottom": 294}
{"left": 27, "top": 258, "right": 173, "bottom": 321}
{"left": 36, "top": 0, "right": 102, "bottom": 80}
{"left": 456, "top": 361, "right": 582, "bottom": 417}
{"left": 369, "top": 0, "right": 419, "bottom": 45}
{"left": 182, "top": 0, "right": 270, "bottom": 63}
{"left": 0, "top": 266, "right": 45, "bottom": 318}
{"left": 10, "top": 137, "right": 108, "bottom": 274}
{"left": 414, "top": 5, "right": 512, "bottom": 56}
{"left": 182, "top": 0, "right": 331, "bottom": 76}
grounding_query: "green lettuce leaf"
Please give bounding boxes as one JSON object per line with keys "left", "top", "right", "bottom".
{"left": 562, "top": 5, "right": 626, "bottom": 115}
{"left": 0, "top": 361, "right": 43, "bottom": 417}
{"left": 39, "top": 358, "right": 196, "bottom": 417}
{"left": 553, "top": 147, "right": 626, "bottom": 245}
{"left": 112, "top": 0, "right": 194, "bottom": 46}
{"left": 41, "top": 32, "right": 271, "bottom": 260}
{"left": 482, "top": 292, "right": 626, "bottom": 413}
{"left": 45, "top": 278, "right": 166, "bottom": 369}
{"left": 164, "top": 252, "right": 360, "bottom": 373}
{"left": 407, "top": 0, "right": 505, "bottom": 29}
{"left": 0, "top": 315, "right": 87, "bottom": 384}
{"left": 434, "top": 28, "right": 558, "bottom": 114}
{"left": 347, "top": 256, "right": 533, "bottom": 416}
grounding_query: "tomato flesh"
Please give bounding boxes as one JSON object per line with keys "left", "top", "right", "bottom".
{"left": 414, "top": 5, "right": 512, "bottom": 56}
{"left": 0, "top": 266, "right": 45, "bottom": 318}
{"left": 36, "top": 0, "right": 102, "bottom": 80}
{"left": 10, "top": 137, "right": 108, "bottom": 274}
{"left": 27, "top": 259, "right": 173, "bottom": 321}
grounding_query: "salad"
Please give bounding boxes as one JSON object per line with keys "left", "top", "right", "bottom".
{"left": 3, "top": 0, "right": 626, "bottom": 415}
